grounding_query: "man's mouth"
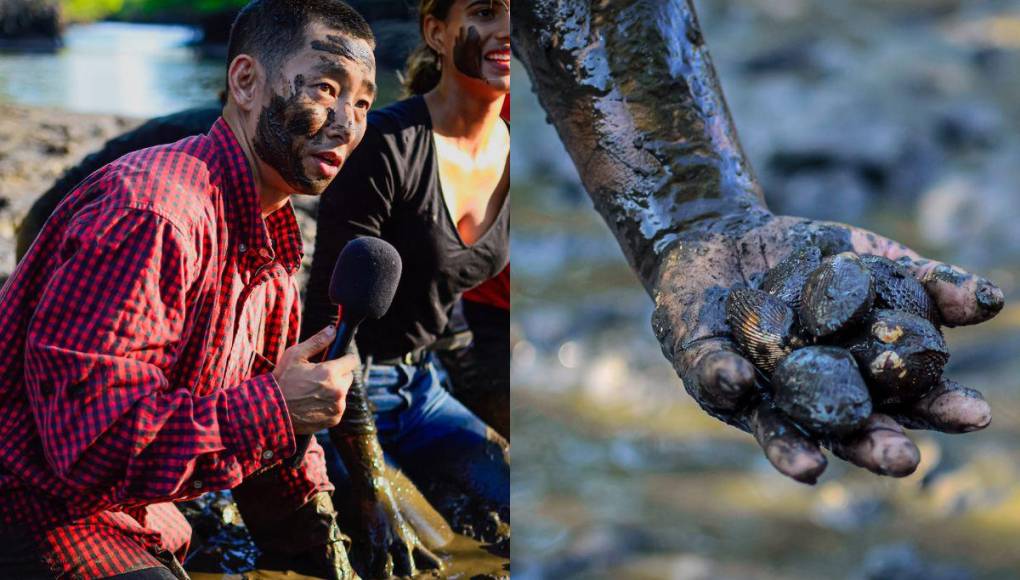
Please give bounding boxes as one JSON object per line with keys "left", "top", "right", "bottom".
{"left": 312, "top": 150, "right": 343, "bottom": 167}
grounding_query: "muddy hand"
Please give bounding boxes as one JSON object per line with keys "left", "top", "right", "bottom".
{"left": 358, "top": 481, "right": 444, "bottom": 579}
{"left": 652, "top": 215, "right": 1002, "bottom": 483}
{"left": 849, "top": 229, "right": 1005, "bottom": 326}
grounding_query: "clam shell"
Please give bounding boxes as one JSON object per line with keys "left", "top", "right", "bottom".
{"left": 726, "top": 288, "right": 806, "bottom": 375}
{"left": 798, "top": 252, "right": 875, "bottom": 338}
{"left": 772, "top": 346, "right": 872, "bottom": 436}
{"left": 762, "top": 246, "right": 823, "bottom": 310}
{"left": 861, "top": 255, "right": 939, "bottom": 324}
{"left": 843, "top": 309, "right": 949, "bottom": 406}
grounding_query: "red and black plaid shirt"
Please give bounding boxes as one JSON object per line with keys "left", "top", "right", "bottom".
{"left": 0, "top": 118, "right": 331, "bottom": 578}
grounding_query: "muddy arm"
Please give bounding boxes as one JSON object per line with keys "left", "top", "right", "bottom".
{"left": 513, "top": 0, "right": 1001, "bottom": 484}
{"left": 512, "top": 0, "right": 766, "bottom": 287}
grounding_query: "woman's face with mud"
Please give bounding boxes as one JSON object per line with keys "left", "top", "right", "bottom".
{"left": 430, "top": 0, "right": 510, "bottom": 94}
{"left": 253, "top": 22, "right": 376, "bottom": 196}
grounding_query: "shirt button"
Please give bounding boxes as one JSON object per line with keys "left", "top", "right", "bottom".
{"left": 238, "top": 243, "right": 247, "bottom": 254}
{"left": 262, "top": 450, "right": 275, "bottom": 461}
{"left": 193, "top": 480, "right": 204, "bottom": 490}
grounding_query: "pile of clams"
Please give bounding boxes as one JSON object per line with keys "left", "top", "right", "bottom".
{"left": 727, "top": 247, "right": 948, "bottom": 437}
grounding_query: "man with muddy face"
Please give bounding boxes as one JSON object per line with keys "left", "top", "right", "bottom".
{"left": 0, "top": 2, "right": 377, "bottom": 579}
{"left": 230, "top": 21, "right": 377, "bottom": 207}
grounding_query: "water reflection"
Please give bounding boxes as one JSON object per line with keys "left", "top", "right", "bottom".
{"left": 0, "top": 22, "right": 222, "bottom": 116}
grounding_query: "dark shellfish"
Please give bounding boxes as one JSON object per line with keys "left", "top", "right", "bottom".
{"left": 845, "top": 309, "right": 949, "bottom": 406}
{"left": 726, "top": 288, "right": 806, "bottom": 375}
{"left": 772, "top": 346, "right": 872, "bottom": 436}
{"left": 860, "top": 255, "right": 939, "bottom": 324}
{"left": 762, "top": 246, "right": 823, "bottom": 310}
{"left": 798, "top": 252, "right": 875, "bottom": 338}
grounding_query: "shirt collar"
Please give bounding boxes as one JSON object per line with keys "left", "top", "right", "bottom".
{"left": 206, "top": 117, "right": 304, "bottom": 274}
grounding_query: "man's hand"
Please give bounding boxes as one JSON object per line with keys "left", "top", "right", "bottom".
{"left": 273, "top": 326, "right": 358, "bottom": 435}
{"left": 652, "top": 213, "right": 1004, "bottom": 484}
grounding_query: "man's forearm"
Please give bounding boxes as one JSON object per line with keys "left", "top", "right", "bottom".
{"left": 512, "top": 0, "right": 766, "bottom": 287}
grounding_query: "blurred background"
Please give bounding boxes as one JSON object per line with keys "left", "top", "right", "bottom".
{"left": 511, "top": 1, "right": 1020, "bottom": 578}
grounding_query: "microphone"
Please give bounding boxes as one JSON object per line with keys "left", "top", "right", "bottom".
{"left": 289, "top": 237, "right": 402, "bottom": 467}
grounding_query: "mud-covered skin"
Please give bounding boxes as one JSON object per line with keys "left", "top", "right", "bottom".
{"left": 254, "top": 72, "right": 351, "bottom": 194}
{"left": 311, "top": 34, "right": 376, "bottom": 72}
{"left": 453, "top": 25, "right": 486, "bottom": 81}
{"left": 513, "top": 0, "right": 1004, "bottom": 483}
{"left": 771, "top": 346, "right": 872, "bottom": 436}
{"left": 513, "top": 0, "right": 767, "bottom": 284}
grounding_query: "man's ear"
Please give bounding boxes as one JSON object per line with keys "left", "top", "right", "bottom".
{"left": 227, "top": 54, "right": 262, "bottom": 111}
{"left": 422, "top": 14, "right": 447, "bottom": 56}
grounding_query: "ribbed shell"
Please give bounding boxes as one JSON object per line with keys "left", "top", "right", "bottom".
{"left": 762, "top": 246, "right": 823, "bottom": 310}
{"left": 773, "top": 346, "right": 872, "bottom": 436}
{"left": 860, "top": 255, "right": 940, "bottom": 325}
{"left": 843, "top": 309, "right": 949, "bottom": 406}
{"left": 798, "top": 252, "right": 875, "bottom": 338}
{"left": 726, "top": 288, "right": 805, "bottom": 375}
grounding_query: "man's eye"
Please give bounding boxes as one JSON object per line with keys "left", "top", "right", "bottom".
{"left": 356, "top": 99, "right": 371, "bottom": 111}
{"left": 317, "top": 83, "right": 337, "bottom": 97}
{"left": 477, "top": 8, "right": 495, "bottom": 18}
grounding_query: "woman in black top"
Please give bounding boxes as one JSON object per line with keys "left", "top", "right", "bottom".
{"left": 303, "top": 0, "right": 509, "bottom": 576}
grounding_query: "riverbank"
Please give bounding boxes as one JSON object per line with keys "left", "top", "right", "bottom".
{"left": 0, "top": 103, "right": 140, "bottom": 280}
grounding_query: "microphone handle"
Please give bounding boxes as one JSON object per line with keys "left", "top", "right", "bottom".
{"left": 289, "top": 317, "right": 362, "bottom": 468}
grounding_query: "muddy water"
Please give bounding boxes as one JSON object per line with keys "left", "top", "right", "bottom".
{"left": 188, "top": 535, "right": 505, "bottom": 580}
{"left": 511, "top": 1, "right": 1020, "bottom": 578}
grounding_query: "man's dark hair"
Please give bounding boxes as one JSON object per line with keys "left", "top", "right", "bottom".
{"left": 227, "top": 0, "right": 375, "bottom": 82}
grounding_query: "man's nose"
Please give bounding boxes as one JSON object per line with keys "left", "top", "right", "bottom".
{"left": 325, "top": 102, "right": 354, "bottom": 143}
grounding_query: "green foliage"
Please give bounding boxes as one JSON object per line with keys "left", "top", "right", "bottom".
{"left": 61, "top": 0, "right": 248, "bottom": 22}
{"left": 62, "top": 0, "right": 125, "bottom": 22}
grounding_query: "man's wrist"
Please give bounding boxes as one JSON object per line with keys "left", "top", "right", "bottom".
{"left": 221, "top": 373, "right": 297, "bottom": 468}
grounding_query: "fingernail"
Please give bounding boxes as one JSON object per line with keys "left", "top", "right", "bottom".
{"left": 976, "top": 280, "right": 1004, "bottom": 314}
{"left": 325, "top": 325, "right": 335, "bottom": 336}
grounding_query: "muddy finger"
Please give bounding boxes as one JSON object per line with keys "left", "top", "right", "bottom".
{"left": 828, "top": 414, "right": 920, "bottom": 477}
{"left": 898, "top": 260, "right": 1004, "bottom": 326}
{"left": 751, "top": 400, "right": 827, "bottom": 485}
{"left": 680, "top": 338, "right": 758, "bottom": 412}
{"left": 892, "top": 378, "right": 992, "bottom": 433}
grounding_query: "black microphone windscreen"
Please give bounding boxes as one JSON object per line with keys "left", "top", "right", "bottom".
{"left": 329, "top": 237, "right": 402, "bottom": 320}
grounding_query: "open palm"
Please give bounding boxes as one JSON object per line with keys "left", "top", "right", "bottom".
{"left": 651, "top": 212, "right": 1003, "bottom": 483}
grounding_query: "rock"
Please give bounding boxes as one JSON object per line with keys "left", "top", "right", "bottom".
{"left": 0, "top": 0, "right": 61, "bottom": 51}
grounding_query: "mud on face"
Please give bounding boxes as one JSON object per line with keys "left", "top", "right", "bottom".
{"left": 254, "top": 73, "right": 345, "bottom": 194}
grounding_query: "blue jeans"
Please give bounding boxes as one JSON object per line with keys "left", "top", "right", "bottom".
{"left": 319, "top": 356, "right": 508, "bottom": 523}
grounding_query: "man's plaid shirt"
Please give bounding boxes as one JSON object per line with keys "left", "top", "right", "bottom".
{"left": 0, "top": 118, "right": 331, "bottom": 578}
